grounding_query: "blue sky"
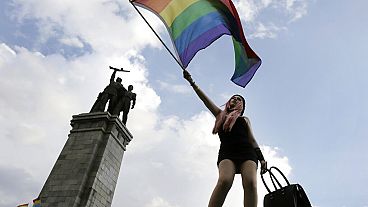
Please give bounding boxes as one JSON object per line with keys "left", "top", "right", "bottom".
{"left": 1, "top": 0, "right": 367, "bottom": 207}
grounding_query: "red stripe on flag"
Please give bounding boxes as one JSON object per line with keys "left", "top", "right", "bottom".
{"left": 132, "top": 0, "right": 172, "bottom": 13}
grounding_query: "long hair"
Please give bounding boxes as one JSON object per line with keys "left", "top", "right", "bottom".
{"left": 212, "top": 95, "right": 245, "bottom": 134}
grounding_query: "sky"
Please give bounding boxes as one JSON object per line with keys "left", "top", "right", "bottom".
{"left": 0, "top": 0, "right": 368, "bottom": 207}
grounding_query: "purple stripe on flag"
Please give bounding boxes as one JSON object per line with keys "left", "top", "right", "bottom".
{"left": 180, "top": 24, "right": 231, "bottom": 68}
{"left": 231, "top": 59, "right": 261, "bottom": 87}
{"left": 174, "top": 11, "right": 226, "bottom": 55}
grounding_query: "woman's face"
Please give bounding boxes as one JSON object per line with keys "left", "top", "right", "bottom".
{"left": 229, "top": 95, "right": 243, "bottom": 109}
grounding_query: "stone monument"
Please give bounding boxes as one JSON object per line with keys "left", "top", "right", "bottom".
{"left": 37, "top": 67, "right": 135, "bottom": 206}
{"left": 38, "top": 112, "right": 132, "bottom": 207}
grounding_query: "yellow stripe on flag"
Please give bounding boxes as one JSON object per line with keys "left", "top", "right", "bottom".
{"left": 160, "top": 0, "right": 200, "bottom": 27}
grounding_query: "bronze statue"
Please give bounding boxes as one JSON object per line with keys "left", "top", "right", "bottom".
{"left": 90, "top": 66, "right": 128, "bottom": 113}
{"left": 111, "top": 85, "right": 136, "bottom": 124}
{"left": 90, "top": 66, "right": 136, "bottom": 125}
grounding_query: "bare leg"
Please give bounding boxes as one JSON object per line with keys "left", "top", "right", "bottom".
{"left": 240, "top": 160, "right": 258, "bottom": 207}
{"left": 208, "top": 159, "right": 236, "bottom": 207}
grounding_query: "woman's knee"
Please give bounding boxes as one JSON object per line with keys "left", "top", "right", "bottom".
{"left": 217, "top": 176, "right": 234, "bottom": 190}
{"left": 217, "top": 159, "right": 236, "bottom": 190}
{"left": 242, "top": 176, "right": 257, "bottom": 192}
{"left": 240, "top": 161, "right": 258, "bottom": 192}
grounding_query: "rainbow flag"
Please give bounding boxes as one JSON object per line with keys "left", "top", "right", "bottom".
{"left": 131, "top": 0, "right": 261, "bottom": 87}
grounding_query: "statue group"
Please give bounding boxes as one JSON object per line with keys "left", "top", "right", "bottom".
{"left": 90, "top": 67, "right": 136, "bottom": 124}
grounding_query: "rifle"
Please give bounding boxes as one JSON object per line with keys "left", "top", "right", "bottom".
{"left": 109, "top": 66, "right": 130, "bottom": 72}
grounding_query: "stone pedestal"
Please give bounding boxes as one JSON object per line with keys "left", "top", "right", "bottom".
{"left": 38, "top": 112, "right": 133, "bottom": 207}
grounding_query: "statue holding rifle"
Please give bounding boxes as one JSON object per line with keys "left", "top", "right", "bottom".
{"left": 90, "top": 66, "right": 129, "bottom": 114}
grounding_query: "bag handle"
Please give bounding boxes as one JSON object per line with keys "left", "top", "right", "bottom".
{"left": 269, "top": 168, "right": 283, "bottom": 190}
{"left": 261, "top": 166, "right": 291, "bottom": 193}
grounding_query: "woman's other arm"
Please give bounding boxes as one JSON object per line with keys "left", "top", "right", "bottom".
{"left": 243, "top": 116, "right": 268, "bottom": 174}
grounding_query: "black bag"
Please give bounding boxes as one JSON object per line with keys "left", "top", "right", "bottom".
{"left": 261, "top": 166, "right": 312, "bottom": 207}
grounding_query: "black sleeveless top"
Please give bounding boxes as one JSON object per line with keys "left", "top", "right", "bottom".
{"left": 217, "top": 117, "right": 258, "bottom": 168}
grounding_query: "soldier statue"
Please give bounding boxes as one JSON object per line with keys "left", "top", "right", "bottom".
{"left": 111, "top": 85, "right": 136, "bottom": 124}
{"left": 90, "top": 66, "right": 136, "bottom": 125}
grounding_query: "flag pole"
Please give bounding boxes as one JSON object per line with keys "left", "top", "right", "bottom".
{"left": 130, "top": 1, "right": 185, "bottom": 70}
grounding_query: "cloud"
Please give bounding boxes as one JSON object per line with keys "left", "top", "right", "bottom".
{"left": 0, "top": 165, "right": 39, "bottom": 206}
{"left": 234, "top": 0, "right": 310, "bottom": 38}
{"left": 157, "top": 80, "right": 191, "bottom": 94}
{"left": 235, "top": 0, "right": 259, "bottom": 22}
{"left": 59, "top": 36, "right": 84, "bottom": 48}
{"left": 145, "top": 197, "right": 179, "bottom": 207}
{"left": 0, "top": 43, "right": 16, "bottom": 66}
{"left": 285, "top": 0, "right": 309, "bottom": 22}
{"left": 250, "top": 22, "right": 287, "bottom": 39}
{"left": 10, "top": 0, "right": 163, "bottom": 54}
{"left": 235, "top": 0, "right": 310, "bottom": 21}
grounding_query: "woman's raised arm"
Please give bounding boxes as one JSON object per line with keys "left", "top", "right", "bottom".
{"left": 183, "top": 70, "right": 221, "bottom": 117}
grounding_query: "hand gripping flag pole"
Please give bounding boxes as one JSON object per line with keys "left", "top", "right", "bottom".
{"left": 130, "top": 0, "right": 185, "bottom": 71}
